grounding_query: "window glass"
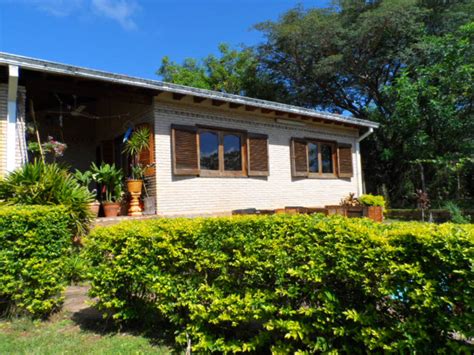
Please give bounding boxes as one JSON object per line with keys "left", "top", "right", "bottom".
{"left": 308, "top": 142, "right": 319, "bottom": 173}
{"left": 200, "top": 131, "right": 219, "bottom": 170}
{"left": 321, "top": 144, "right": 333, "bottom": 173}
{"left": 223, "top": 134, "right": 242, "bottom": 171}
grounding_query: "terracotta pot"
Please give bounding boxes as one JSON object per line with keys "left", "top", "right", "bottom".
{"left": 103, "top": 202, "right": 121, "bottom": 217}
{"left": 88, "top": 201, "right": 100, "bottom": 217}
{"left": 127, "top": 179, "right": 143, "bottom": 194}
{"left": 364, "top": 206, "right": 384, "bottom": 222}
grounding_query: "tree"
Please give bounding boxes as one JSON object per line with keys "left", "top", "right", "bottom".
{"left": 158, "top": 43, "right": 286, "bottom": 101}
{"left": 254, "top": 0, "right": 473, "bottom": 205}
{"left": 364, "top": 22, "right": 473, "bottom": 204}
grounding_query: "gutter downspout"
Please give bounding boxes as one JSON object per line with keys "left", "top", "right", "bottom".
{"left": 6, "top": 65, "right": 19, "bottom": 172}
{"left": 356, "top": 127, "right": 374, "bottom": 196}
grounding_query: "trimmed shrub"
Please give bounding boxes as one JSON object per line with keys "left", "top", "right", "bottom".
{"left": 0, "top": 161, "right": 94, "bottom": 235}
{"left": 0, "top": 205, "right": 74, "bottom": 317}
{"left": 85, "top": 215, "right": 474, "bottom": 353}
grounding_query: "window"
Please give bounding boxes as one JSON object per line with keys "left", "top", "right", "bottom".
{"left": 171, "top": 124, "right": 269, "bottom": 177}
{"left": 291, "top": 138, "right": 345, "bottom": 178}
{"left": 307, "top": 141, "right": 336, "bottom": 177}
{"left": 199, "top": 128, "right": 245, "bottom": 176}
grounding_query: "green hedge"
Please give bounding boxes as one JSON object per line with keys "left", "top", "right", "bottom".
{"left": 85, "top": 215, "right": 474, "bottom": 353}
{"left": 0, "top": 205, "right": 74, "bottom": 317}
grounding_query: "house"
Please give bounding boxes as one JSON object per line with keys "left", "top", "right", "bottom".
{"left": 0, "top": 52, "right": 379, "bottom": 216}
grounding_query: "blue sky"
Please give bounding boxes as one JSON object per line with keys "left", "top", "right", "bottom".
{"left": 0, "top": 0, "right": 329, "bottom": 80}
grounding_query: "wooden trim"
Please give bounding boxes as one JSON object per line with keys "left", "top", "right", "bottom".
{"left": 171, "top": 124, "right": 199, "bottom": 176}
{"left": 172, "top": 93, "right": 186, "bottom": 101}
{"left": 193, "top": 96, "right": 206, "bottom": 103}
{"left": 247, "top": 133, "right": 269, "bottom": 177}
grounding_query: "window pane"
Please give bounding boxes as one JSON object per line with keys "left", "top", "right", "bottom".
{"left": 223, "top": 134, "right": 242, "bottom": 171}
{"left": 308, "top": 142, "right": 319, "bottom": 173}
{"left": 200, "top": 131, "right": 219, "bottom": 170}
{"left": 321, "top": 144, "right": 334, "bottom": 173}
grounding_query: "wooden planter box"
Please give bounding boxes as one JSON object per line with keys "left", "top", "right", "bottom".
{"left": 326, "top": 205, "right": 383, "bottom": 222}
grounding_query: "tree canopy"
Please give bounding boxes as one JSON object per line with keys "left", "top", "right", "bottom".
{"left": 157, "top": 0, "right": 474, "bottom": 207}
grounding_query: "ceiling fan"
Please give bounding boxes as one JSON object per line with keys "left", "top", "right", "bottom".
{"left": 41, "top": 94, "right": 129, "bottom": 124}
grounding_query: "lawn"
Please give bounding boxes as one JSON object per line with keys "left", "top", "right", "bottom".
{"left": 0, "top": 315, "right": 170, "bottom": 355}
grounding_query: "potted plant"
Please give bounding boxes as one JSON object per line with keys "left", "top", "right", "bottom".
{"left": 123, "top": 126, "right": 150, "bottom": 193}
{"left": 90, "top": 162, "right": 124, "bottom": 217}
{"left": 359, "top": 194, "right": 385, "bottom": 222}
{"left": 122, "top": 126, "right": 150, "bottom": 215}
{"left": 73, "top": 169, "right": 100, "bottom": 217}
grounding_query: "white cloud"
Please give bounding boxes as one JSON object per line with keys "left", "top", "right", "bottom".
{"left": 91, "top": 0, "right": 139, "bottom": 30}
{"left": 27, "top": 0, "right": 84, "bottom": 17}
{"left": 24, "top": 0, "right": 139, "bottom": 30}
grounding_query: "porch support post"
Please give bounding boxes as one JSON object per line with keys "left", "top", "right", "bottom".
{"left": 356, "top": 127, "right": 374, "bottom": 197}
{"left": 6, "top": 65, "right": 19, "bottom": 172}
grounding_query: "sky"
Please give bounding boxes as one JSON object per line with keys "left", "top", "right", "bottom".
{"left": 0, "top": 0, "right": 329, "bottom": 80}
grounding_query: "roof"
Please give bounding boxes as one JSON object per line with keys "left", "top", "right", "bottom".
{"left": 0, "top": 52, "right": 379, "bottom": 129}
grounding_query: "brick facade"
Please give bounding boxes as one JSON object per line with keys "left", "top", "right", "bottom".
{"left": 0, "top": 83, "right": 26, "bottom": 177}
{"left": 154, "top": 100, "right": 362, "bottom": 216}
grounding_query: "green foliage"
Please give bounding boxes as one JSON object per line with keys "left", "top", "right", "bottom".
{"left": 0, "top": 161, "right": 94, "bottom": 235}
{"left": 123, "top": 127, "right": 150, "bottom": 180}
{"left": 63, "top": 248, "right": 91, "bottom": 285}
{"left": 444, "top": 201, "right": 471, "bottom": 224}
{"left": 90, "top": 162, "right": 123, "bottom": 202}
{"left": 158, "top": 43, "right": 287, "bottom": 101}
{"left": 359, "top": 194, "right": 386, "bottom": 208}
{"left": 0, "top": 206, "right": 74, "bottom": 317}
{"left": 85, "top": 215, "right": 474, "bottom": 353}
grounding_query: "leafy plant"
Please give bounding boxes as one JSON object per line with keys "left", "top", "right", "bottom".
{"left": 90, "top": 162, "right": 123, "bottom": 202}
{"left": 0, "top": 161, "right": 93, "bottom": 235}
{"left": 0, "top": 205, "right": 74, "bottom": 317}
{"left": 123, "top": 127, "right": 150, "bottom": 180}
{"left": 85, "top": 215, "right": 473, "bottom": 353}
{"left": 444, "top": 201, "right": 471, "bottom": 224}
{"left": 358, "top": 194, "right": 386, "bottom": 208}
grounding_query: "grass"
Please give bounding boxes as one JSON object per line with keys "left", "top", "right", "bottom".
{"left": 0, "top": 314, "right": 170, "bottom": 355}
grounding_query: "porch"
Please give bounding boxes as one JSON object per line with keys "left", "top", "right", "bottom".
{"left": 13, "top": 66, "right": 158, "bottom": 216}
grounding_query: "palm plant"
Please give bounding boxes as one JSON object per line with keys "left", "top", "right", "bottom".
{"left": 123, "top": 127, "right": 150, "bottom": 180}
{"left": 90, "top": 162, "right": 124, "bottom": 202}
{"left": 0, "top": 160, "right": 94, "bottom": 235}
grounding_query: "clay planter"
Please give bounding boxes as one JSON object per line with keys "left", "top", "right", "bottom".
{"left": 127, "top": 179, "right": 143, "bottom": 194}
{"left": 88, "top": 201, "right": 100, "bottom": 217}
{"left": 103, "top": 202, "right": 121, "bottom": 217}
{"left": 364, "top": 206, "right": 384, "bottom": 222}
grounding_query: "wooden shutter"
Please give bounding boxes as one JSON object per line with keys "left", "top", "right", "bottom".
{"left": 135, "top": 122, "right": 155, "bottom": 176}
{"left": 337, "top": 143, "right": 353, "bottom": 178}
{"left": 101, "top": 140, "right": 115, "bottom": 165}
{"left": 171, "top": 124, "right": 199, "bottom": 176}
{"left": 247, "top": 133, "right": 269, "bottom": 177}
{"left": 290, "top": 138, "right": 308, "bottom": 177}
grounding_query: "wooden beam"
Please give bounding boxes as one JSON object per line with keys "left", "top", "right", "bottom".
{"left": 245, "top": 105, "right": 257, "bottom": 111}
{"left": 275, "top": 111, "right": 286, "bottom": 116}
{"left": 172, "top": 93, "right": 186, "bottom": 101}
{"left": 212, "top": 99, "right": 226, "bottom": 106}
{"left": 288, "top": 113, "right": 300, "bottom": 118}
{"left": 261, "top": 108, "right": 273, "bottom": 114}
{"left": 193, "top": 96, "right": 206, "bottom": 103}
{"left": 229, "top": 102, "right": 243, "bottom": 109}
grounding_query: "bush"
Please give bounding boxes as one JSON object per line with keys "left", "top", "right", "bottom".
{"left": 0, "top": 205, "right": 74, "bottom": 317}
{"left": 444, "top": 201, "right": 471, "bottom": 224}
{"left": 0, "top": 161, "right": 94, "bottom": 235}
{"left": 84, "top": 215, "right": 473, "bottom": 353}
{"left": 359, "top": 194, "right": 386, "bottom": 208}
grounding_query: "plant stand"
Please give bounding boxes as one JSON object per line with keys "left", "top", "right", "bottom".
{"left": 128, "top": 192, "right": 143, "bottom": 216}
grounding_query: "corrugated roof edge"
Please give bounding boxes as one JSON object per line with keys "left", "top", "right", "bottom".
{"left": 0, "top": 52, "right": 379, "bottom": 129}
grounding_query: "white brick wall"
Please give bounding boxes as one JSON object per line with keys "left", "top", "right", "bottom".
{"left": 0, "top": 83, "right": 27, "bottom": 176}
{"left": 154, "top": 101, "right": 362, "bottom": 216}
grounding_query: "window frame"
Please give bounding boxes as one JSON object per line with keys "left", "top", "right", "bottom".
{"left": 197, "top": 126, "right": 247, "bottom": 177}
{"left": 306, "top": 139, "right": 338, "bottom": 179}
